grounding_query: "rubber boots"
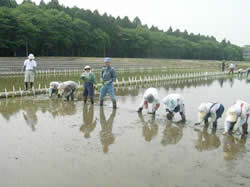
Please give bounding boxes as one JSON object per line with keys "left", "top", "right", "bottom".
{"left": 91, "top": 98, "right": 94, "bottom": 104}
{"left": 112, "top": 100, "right": 117, "bottom": 109}
{"left": 100, "top": 100, "right": 104, "bottom": 106}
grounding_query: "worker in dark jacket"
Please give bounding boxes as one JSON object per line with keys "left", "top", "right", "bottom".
{"left": 80, "top": 65, "right": 97, "bottom": 104}
{"left": 100, "top": 57, "right": 117, "bottom": 109}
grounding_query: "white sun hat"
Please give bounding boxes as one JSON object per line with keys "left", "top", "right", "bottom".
{"left": 28, "top": 54, "right": 35, "bottom": 60}
{"left": 225, "top": 106, "right": 238, "bottom": 122}
{"left": 84, "top": 65, "right": 91, "bottom": 70}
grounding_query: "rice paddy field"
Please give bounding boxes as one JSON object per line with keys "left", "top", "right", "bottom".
{"left": 0, "top": 57, "right": 250, "bottom": 187}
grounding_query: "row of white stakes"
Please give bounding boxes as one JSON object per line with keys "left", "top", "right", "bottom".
{"left": 1, "top": 71, "right": 227, "bottom": 99}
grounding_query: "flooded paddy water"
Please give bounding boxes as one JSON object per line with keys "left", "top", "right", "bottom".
{"left": 0, "top": 77, "right": 250, "bottom": 187}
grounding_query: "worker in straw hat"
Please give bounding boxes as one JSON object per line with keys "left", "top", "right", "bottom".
{"left": 80, "top": 65, "right": 97, "bottom": 104}
{"left": 195, "top": 102, "right": 224, "bottom": 129}
{"left": 137, "top": 87, "right": 160, "bottom": 115}
{"left": 163, "top": 93, "right": 186, "bottom": 122}
{"left": 23, "top": 53, "right": 37, "bottom": 90}
{"left": 223, "top": 100, "right": 250, "bottom": 135}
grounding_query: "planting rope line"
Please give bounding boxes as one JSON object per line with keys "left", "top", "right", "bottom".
{"left": 0, "top": 71, "right": 229, "bottom": 99}
{"left": 0, "top": 66, "right": 213, "bottom": 77}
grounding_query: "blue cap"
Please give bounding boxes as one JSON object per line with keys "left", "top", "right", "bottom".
{"left": 104, "top": 57, "right": 110, "bottom": 63}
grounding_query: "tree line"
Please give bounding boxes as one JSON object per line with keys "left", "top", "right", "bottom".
{"left": 0, "top": 0, "right": 243, "bottom": 60}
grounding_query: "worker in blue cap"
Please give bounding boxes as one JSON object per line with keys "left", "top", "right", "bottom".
{"left": 100, "top": 57, "right": 117, "bottom": 108}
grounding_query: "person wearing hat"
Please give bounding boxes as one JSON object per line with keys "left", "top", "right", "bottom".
{"left": 223, "top": 100, "right": 250, "bottom": 135}
{"left": 80, "top": 65, "right": 97, "bottom": 104}
{"left": 163, "top": 93, "right": 186, "bottom": 121}
{"left": 57, "top": 80, "right": 78, "bottom": 101}
{"left": 100, "top": 57, "right": 117, "bottom": 109}
{"left": 195, "top": 102, "right": 224, "bottom": 129}
{"left": 23, "top": 53, "right": 37, "bottom": 90}
{"left": 137, "top": 87, "right": 160, "bottom": 115}
{"left": 228, "top": 62, "right": 236, "bottom": 75}
{"left": 48, "top": 81, "right": 61, "bottom": 97}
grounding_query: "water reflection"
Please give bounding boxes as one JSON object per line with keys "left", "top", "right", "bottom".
{"left": 138, "top": 113, "right": 158, "bottom": 142}
{"left": 194, "top": 128, "right": 221, "bottom": 152}
{"left": 161, "top": 120, "right": 184, "bottom": 146}
{"left": 80, "top": 104, "right": 96, "bottom": 138}
{"left": 229, "top": 77, "right": 234, "bottom": 87}
{"left": 0, "top": 98, "right": 77, "bottom": 122}
{"left": 23, "top": 106, "right": 38, "bottom": 131}
{"left": 223, "top": 135, "right": 247, "bottom": 161}
{"left": 218, "top": 78, "right": 224, "bottom": 88}
{"left": 99, "top": 107, "right": 116, "bottom": 153}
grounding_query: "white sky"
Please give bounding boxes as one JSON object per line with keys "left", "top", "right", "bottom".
{"left": 16, "top": 0, "right": 250, "bottom": 47}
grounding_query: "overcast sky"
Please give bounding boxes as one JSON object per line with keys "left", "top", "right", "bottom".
{"left": 16, "top": 0, "right": 250, "bottom": 47}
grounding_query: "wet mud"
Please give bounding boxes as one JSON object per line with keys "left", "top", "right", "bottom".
{"left": 0, "top": 77, "right": 250, "bottom": 187}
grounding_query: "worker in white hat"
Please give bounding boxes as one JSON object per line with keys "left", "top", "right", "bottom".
{"left": 223, "top": 100, "right": 250, "bottom": 135}
{"left": 80, "top": 65, "right": 97, "bottom": 104}
{"left": 195, "top": 102, "right": 224, "bottom": 129}
{"left": 57, "top": 81, "right": 78, "bottom": 101}
{"left": 23, "top": 53, "right": 37, "bottom": 90}
{"left": 48, "top": 81, "right": 61, "bottom": 97}
{"left": 163, "top": 93, "right": 186, "bottom": 121}
{"left": 137, "top": 87, "right": 160, "bottom": 115}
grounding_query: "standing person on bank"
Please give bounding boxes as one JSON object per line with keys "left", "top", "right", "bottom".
{"left": 228, "top": 62, "right": 236, "bottom": 75}
{"left": 23, "top": 54, "right": 37, "bottom": 90}
{"left": 80, "top": 65, "right": 97, "bottom": 104}
{"left": 221, "top": 61, "right": 225, "bottom": 72}
{"left": 100, "top": 57, "right": 117, "bottom": 109}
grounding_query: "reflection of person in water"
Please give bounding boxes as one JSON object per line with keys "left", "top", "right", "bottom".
{"left": 194, "top": 128, "right": 221, "bottom": 152}
{"left": 218, "top": 78, "right": 224, "bottom": 88}
{"left": 80, "top": 104, "right": 96, "bottom": 138}
{"left": 161, "top": 119, "right": 184, "bottom": 146}
{"left": 99, "top": 107, "right": 116, "bottom": 153}
{"left": 223, "top": 135, "right": 246, "bottom": 161}
{"left": 138, "top": 113, "right": 158, "bottom": 142}
{"left": 229, "top": 77, "right": 234, "bottom": 88}
{"left": 22, "top": 102, "right": 38, "bottom": 131}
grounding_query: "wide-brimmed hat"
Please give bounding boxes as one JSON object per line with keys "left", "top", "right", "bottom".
{"left": 28, "top": 54, "right": 35, "bottom": 60}
{"left": 84, "top": 65, "right": 91, "bottom": 70}
{"left": 198, "top": 103, "right": 208, "bottom": 112}
{"left": 225, "top": 106, "right": 237, "bottom": 122}
{"left": 198, "top": 111, "right": 207, "bottom": 122}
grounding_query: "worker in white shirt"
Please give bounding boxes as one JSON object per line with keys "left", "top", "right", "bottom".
{"left": 228, "top": 62, "right": 235, "bottom": 75}
{"left": 163, "top": 93, "right": 186, "bottom": 121}
{"left": 137, "top": 88, "right": 160, "bottom": 115}
{"left": 195, "top": 102, "right": 224, "bottom": 129}
{"left": 223, "top": 100, "right": 250, "bottom": 135}
{"left": 23, "top": 54, "right": 37, "bottom": 90}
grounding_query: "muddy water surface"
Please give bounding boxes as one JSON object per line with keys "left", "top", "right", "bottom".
{"left": 0, "top": 77, "right": 250, "bottom": 187}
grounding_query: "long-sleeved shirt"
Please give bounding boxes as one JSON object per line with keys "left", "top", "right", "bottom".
{"left": 100, "top": 66, "right": 116, "bottom": 83}
{"left": 198, "top": 102, "right": 221, "bottom": 123}
{"left": 226, "top": 100, "right": 250, "bottom": 126}
{"left": 80, "top": 71, "right": 97, "bottom": 85}
{"left": 138, "top": 88, "right": 160, "bottom": 110}
{"left": 163, "top": 94, "right": 185, "bottom": 113}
